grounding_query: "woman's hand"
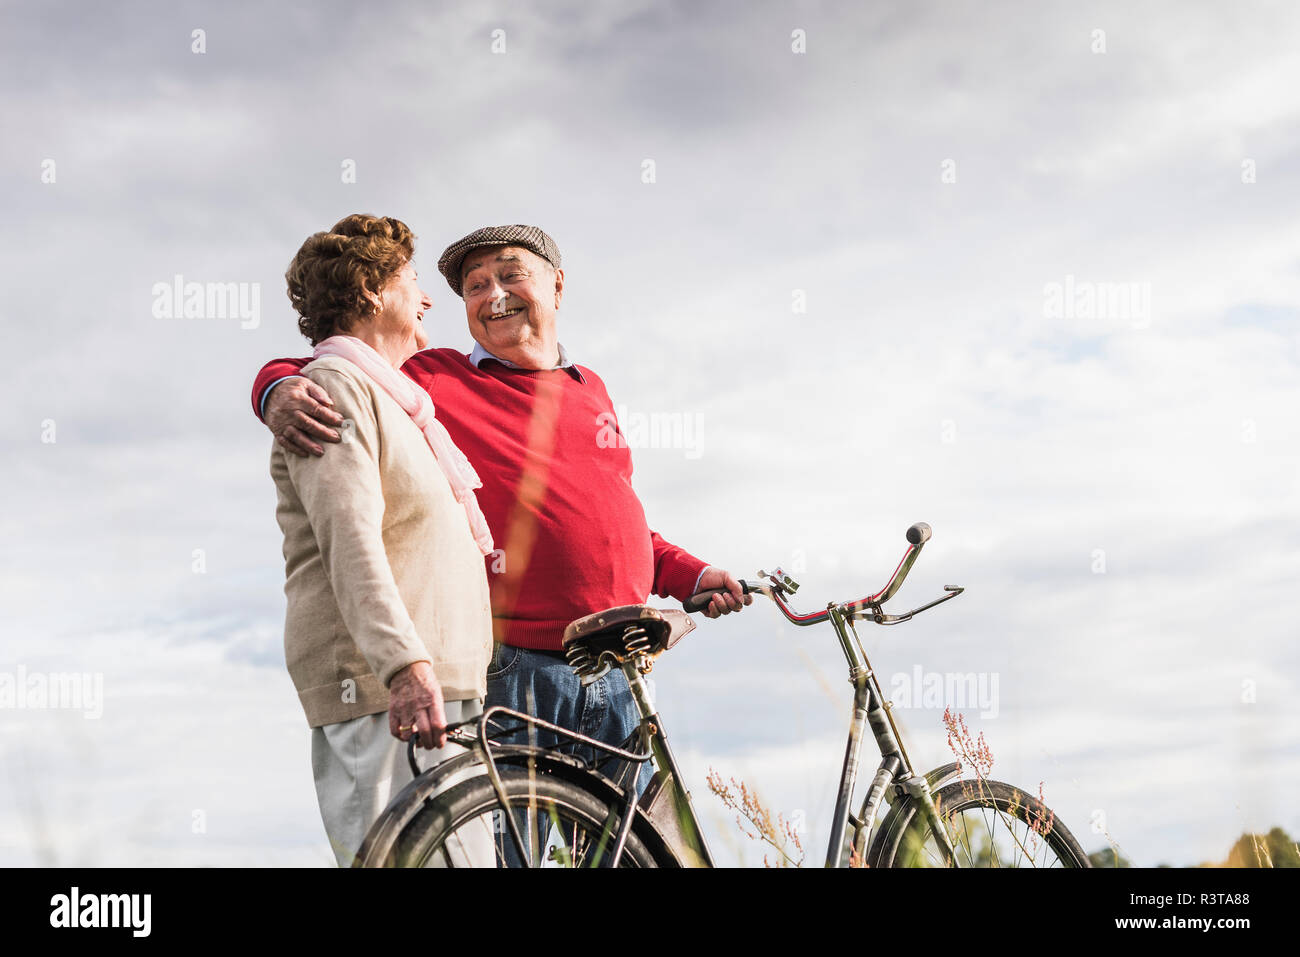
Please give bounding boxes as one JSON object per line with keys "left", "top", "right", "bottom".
{"left": 388, "top": 661, "right": 448, "bottom": 750}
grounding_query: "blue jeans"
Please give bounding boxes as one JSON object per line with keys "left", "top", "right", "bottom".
{"left": 485, "top": 643, "right": 653, "bottom": 866}
{"left": 485, "top": 643, "right": 653, "bottom": 794}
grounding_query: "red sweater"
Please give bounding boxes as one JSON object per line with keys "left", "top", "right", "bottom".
{"left": 253, "top": 349, "right": 709, "bottom": 650}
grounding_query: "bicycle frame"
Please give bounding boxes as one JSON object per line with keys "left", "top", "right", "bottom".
{"left": 414, "top": 524, "right": 965, "bottom": 869}
{"left": 744, "top": 530, "right": 966, "bottom": 867}
{"left": 580, "top": 527, "right": 967, "bottom": 867}
{"left": 606, "top": 588, "right": 962, "bottom": 868}
{"left": 773, "top": 594, "right": 956, "bottom": 867}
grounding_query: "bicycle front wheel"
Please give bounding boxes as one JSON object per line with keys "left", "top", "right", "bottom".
{"left": 386, "top": 767, "right": 663, "bottom": 868}
{"left": 880, "top": 779, "right": 1091, "bottom": 868}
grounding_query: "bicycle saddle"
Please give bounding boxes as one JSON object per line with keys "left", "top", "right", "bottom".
{"left": 562, "top": 605, "right": 696, "bottom": 684}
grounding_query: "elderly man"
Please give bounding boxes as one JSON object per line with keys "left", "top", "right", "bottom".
{"left": 252, "top": 224, "right": 749, "bottom": 802}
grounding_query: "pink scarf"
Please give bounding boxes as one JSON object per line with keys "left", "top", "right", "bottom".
{"left": 313, "top": 335, "right": 495, "bottom": 556}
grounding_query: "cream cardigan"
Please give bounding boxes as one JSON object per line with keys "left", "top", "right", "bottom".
{"left": 270, "top": 355, "right": 492, "bottom": 728}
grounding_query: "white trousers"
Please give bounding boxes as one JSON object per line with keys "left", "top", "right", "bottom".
{"left": 310, "top": 698, "right": 494, "bottom": 867}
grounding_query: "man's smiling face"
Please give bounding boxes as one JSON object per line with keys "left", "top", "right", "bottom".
{"left": 459, "top": 245, "right": 563, "bottom": 357}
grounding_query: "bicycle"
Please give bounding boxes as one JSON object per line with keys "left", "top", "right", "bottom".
{"left": 353, "top": 522, "right": 1091, "bottom": 868}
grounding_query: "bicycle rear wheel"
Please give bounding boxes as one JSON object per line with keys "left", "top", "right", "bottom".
{"left": 880, "top": 779, "right": 1090, "bottom": 868}
{"left": 386, "top": 767, "right": 663, "bottom": 868}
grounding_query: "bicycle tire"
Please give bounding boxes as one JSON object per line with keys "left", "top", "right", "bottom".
{"left": 872, "top": 778, "right": 1091, "bottom": 868}
{"left": 386, "top": 767, "right": 663, "bottom": 868}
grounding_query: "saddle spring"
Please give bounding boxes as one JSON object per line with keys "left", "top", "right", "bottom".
{"left": 623, "top": 624, "right": 654, "bottom": 674}
{"left": 565, "top": 643, "right": 597, "bottom": 680}
{"left": 563, "top": 623, "right": 656, "bottom": 682}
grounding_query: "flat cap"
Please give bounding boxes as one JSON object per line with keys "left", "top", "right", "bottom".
{"left": 437, "top": 224, "right": 562, "bottom": 297}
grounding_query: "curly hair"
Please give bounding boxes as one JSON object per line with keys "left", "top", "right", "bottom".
{"left": 285, "top": 214, "right": 416, "bottom": 344}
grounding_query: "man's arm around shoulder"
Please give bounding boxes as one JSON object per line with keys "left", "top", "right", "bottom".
{"left": 252, "top": 356, "right": 346, "bottom": 457}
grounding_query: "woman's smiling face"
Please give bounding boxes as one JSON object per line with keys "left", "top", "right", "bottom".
{"left": 375, "top": 259, "right": 433, "bottom": 353}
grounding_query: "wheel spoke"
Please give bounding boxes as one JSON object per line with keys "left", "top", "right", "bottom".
{"left": 891, "top": 780, "right": 1085, "bottom": 869}
{"left": 959, "top": 811, "right": 976, "bottom": 867}
{"left": 982, "top": 806, "right": 1001, "bottom": 867}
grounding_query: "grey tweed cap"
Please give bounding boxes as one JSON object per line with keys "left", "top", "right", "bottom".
{"left": 436, "top": 224, "right": 562, "bottom": 297}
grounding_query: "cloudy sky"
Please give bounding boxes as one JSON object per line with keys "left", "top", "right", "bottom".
{"left": 2, "top": 0, "right": 1297, "bottom": 867}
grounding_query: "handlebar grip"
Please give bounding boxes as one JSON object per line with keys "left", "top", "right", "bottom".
{"left": 906, "top": 522, "right": 932, "bottom": 546}
{"left": 683, "top": 581, "right": 751, "bottom": 614}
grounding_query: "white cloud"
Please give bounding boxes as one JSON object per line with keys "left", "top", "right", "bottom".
{"left": 2, "top": 0, "right": 1297, "bottom": 867}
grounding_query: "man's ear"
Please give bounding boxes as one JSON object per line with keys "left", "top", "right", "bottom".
{"left": 552, "top": 267, "right": 564, "bottom": 309}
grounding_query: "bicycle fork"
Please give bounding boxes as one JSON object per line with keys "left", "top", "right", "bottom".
{"left": 830, "top": 609, "right": 961, "bottom": 867}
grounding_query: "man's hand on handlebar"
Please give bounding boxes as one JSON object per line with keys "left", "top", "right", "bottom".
{"left": 693, "top": 567, "right": 753, "bottom": 618}
{"left": 266, "top": 377, "right": 346, "bottom": 457}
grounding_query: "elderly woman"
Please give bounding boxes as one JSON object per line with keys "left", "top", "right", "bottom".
{"left": 270, "top": 214, "right": 494, "bottom": 867}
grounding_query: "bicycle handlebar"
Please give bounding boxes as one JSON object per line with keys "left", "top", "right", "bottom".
{"left": 683, "top": 521, "right": 962, "bottom": 626}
